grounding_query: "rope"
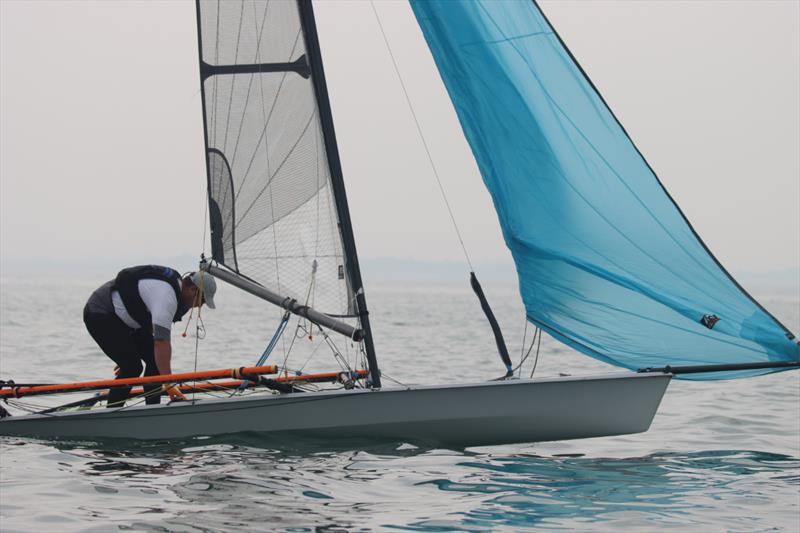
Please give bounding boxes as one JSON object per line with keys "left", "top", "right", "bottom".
{"left": 296, "top": 332, "right": 328, "bottom": 373}
{"left": 519, "top": 320, "right": 529, "bottom": 378}
{"left": 380, "top": 372, "right": 409, "bottom": 389}
{"left": 370, "top": 1, "right": 474, "bottom": 271}
{"left": 239, "top": 311, "right": 291, "bottom": 391}
{"left": 192, "top": 313, "right": 205, "bottom": 400}
{"left": 180, "top": 272, "right": 206, "bottom": 340}
{"left": 255, "top": 311, "right": 291, "bottom": 367}
{"left": 529, "top": 328, "right": 543, "bottom": 378}
{"left": 279, "top": 262, "right": 322, "bottom": 375}
{"left": 512, "top": 326, "right": 541, "bottom": 375}
{"left": 304, "top": 260, "right": 318, "bottom": 339}
{"left": 180, "top": 270, "right": 208, "bottom": 399}
{"left": 200, "top": 188, "right": 209, "bottom": 258}
{"left": 298, "top": 326, "right": 351, "bottom": 375}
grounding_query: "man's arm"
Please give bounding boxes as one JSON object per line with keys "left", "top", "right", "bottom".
{"left": 140, "top": 280, "right": 185, "bottom": 401}
{"left": 154, "top": 339, "right": 172, "bottom": 375}
{"left": 155, "top": 339, "right": 185, "bottom": 401}
{"left": 139, "top": 280, "right": 178, "bottom": 375}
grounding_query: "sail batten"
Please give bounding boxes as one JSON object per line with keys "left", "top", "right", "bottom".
{"left": 411, "top": 0, "right": 799, "bottom": 379}
{"left": 199, "top": 57, "right": 311, "bottom": 81}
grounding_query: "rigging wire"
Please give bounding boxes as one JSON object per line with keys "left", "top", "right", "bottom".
{"left": 379, "top": 372, "right": 409, "bottom": 389}
{"left": 369, "top": 1, "right": 474, "bottom": 271}
{"left": 296, "top": 331, "right": 328, "bottom": 373}
{"left": 371, "top": 1, "right": 519, "bottom": 379}
{"left": 316, "top": 327, "right": 352, "bottom": 374}
{"left": 181, "top": 272, "right": 208, "bottom": 399}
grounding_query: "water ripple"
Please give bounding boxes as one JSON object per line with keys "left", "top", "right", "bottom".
{"left": 1, "top": 281, "right": 798, "bottom": 532}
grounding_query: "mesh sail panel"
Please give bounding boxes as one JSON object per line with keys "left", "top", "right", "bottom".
{"left": 200, "top": 0, "right": 305, "bottom": 65}
{"left": 198, "top": 0, "right": 354, "bottom": 316}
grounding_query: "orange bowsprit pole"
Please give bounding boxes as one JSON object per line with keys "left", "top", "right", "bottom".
{"left": 0, "top": 365, "right": 279, "bottom": 398}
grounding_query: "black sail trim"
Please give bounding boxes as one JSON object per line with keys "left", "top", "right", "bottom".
{"left": 195, "top": 0, "right": 216, "bottom": 271}
{"left": 206, "top": 148, "right": 239, "bottom": 272}
{"left": 532, "top": 0, "right": 795, "bottom": 340}
{"left": 638, "top": 361, "right": 800, "bottom": 375}
{"left": 297, "top": 0, "right": 381, "bottom": 387}
{"left": 200, "top": 55, "right": 311, "bottom": 81}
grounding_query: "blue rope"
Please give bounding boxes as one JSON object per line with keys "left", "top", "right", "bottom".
{"left": 239, "top": 312, "right": 290, "bottom": 390}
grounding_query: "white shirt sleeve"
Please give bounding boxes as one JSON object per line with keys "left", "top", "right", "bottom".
{"left": 138, "top": 279, "right": 178, "bottom": 333}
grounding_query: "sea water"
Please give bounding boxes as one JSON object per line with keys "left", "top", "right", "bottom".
{"left": 0, "top": 278, "right": 798, "bottom": 532}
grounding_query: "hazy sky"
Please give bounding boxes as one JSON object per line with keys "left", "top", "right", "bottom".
{"left": 1, "top": 0, "right": 798, "bottom": 275}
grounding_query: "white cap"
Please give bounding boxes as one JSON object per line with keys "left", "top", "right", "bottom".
{"left": 190, "top": 271, "right": 217, "bottom": 309}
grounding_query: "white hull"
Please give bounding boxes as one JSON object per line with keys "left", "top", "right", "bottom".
{"left": 0, "top": 373, "right": 671, "bottom": 446}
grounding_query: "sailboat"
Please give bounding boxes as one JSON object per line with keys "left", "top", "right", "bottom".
{"left": 0, "top": 0, "right": 797, "bottom": 445}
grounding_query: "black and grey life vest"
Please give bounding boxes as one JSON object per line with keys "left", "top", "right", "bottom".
{"left": 112, "top": 265, "right": 189, "bottom": 330}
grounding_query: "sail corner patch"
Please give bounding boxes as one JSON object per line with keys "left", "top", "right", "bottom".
{"left": 701, "top": 314, "right": 721, "bottom": 330}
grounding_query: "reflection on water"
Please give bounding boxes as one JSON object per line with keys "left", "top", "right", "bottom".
{"left": 3, "top": 437, "right": 796, "bottom": 532}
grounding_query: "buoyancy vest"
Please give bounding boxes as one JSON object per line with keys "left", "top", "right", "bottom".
{"left": 112, "top": 265, "right": 189, "bottom": 330}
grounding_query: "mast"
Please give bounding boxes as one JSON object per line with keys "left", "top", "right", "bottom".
{"left": 296, "top": 0, "right": 380, "bottom": 387}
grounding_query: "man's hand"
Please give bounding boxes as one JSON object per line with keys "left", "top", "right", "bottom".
{"left": 163, "top": 384, "right": 187, "bottom": 402}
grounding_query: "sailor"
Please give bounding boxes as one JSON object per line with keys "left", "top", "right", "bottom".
{"left": 82, "top": 265, "right": 217, "bottom": 407}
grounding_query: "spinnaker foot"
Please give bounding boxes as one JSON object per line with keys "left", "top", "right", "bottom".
{"left": 638, "top": 361, "right": 800, "bottom": 375}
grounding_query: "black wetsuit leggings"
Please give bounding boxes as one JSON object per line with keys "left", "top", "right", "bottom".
{"left": 83, "top": 307, "right": 161, "bottom": 407}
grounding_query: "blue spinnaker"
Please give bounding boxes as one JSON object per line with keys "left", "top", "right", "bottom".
{"left": 410, "top": 0, "right": 799, "bottom": 378}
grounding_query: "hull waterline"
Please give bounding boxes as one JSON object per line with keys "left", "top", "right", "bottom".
{"left": 0, "top": 373, "right": 671, "bottom": 446}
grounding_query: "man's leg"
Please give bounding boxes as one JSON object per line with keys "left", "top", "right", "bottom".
{"left": 83, "top": 307, "right": 142, "bottom": 407}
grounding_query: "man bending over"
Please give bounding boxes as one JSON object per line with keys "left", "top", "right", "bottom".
{"left": 83, "top": 265, "right": 217, "bottom": 407}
